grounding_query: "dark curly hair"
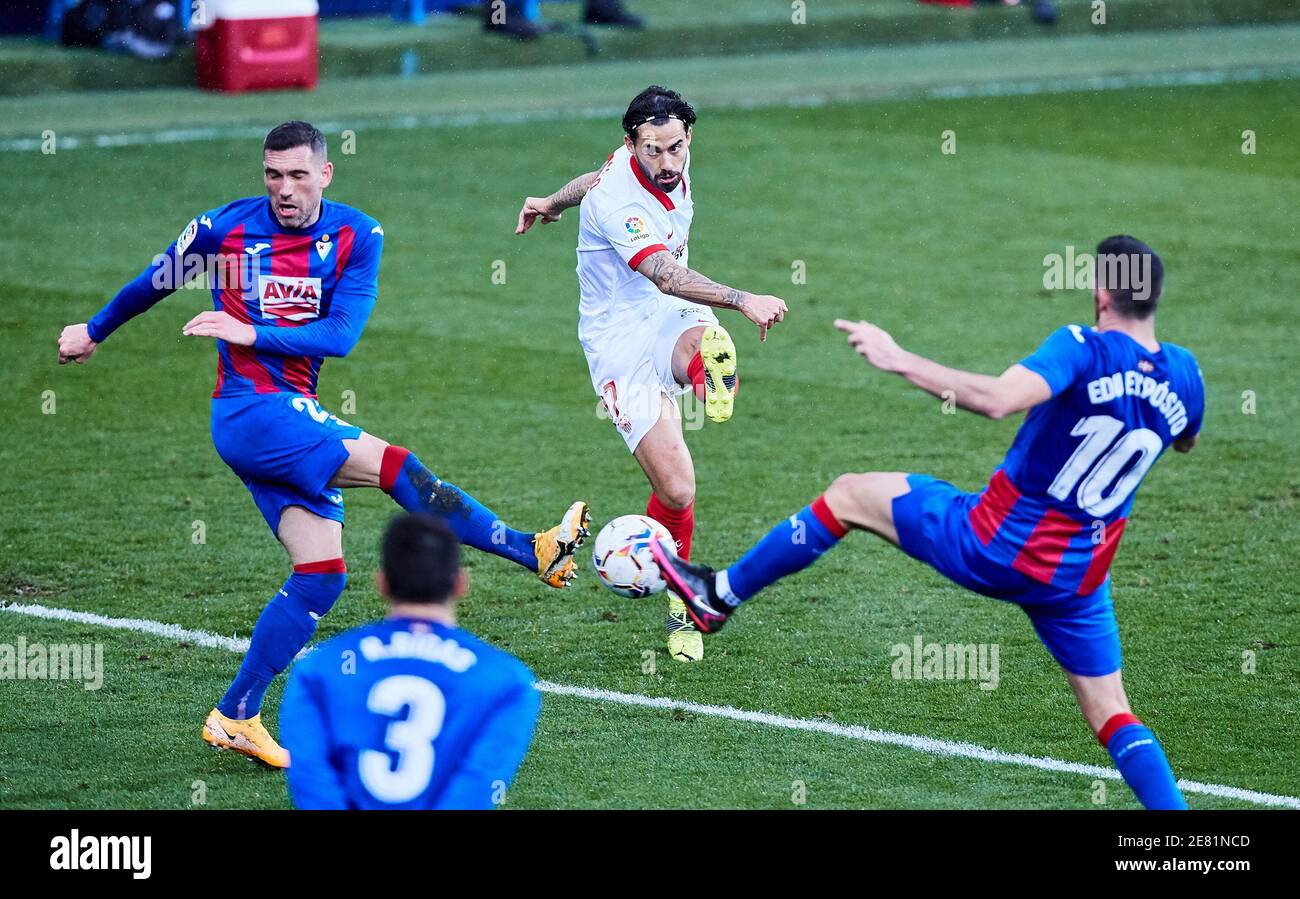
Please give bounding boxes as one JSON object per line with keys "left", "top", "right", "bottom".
{"left": 622, "top": 86, "right": 697, "bottom": 139}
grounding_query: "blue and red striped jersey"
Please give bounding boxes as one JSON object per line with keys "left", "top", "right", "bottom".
{"left": 969, "top": 325, "right": 1205, "bottom": 594}
{"left": 88, "top": 196, "right": 383, "bottom": 398}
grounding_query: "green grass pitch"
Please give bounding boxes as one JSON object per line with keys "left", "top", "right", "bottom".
{"left": 1, "top": 38, "right": 1297, "bottom": 809}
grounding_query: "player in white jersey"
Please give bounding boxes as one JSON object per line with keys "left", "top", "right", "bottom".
{"left": 516, "top": 86, "right": 788, "bottom": 662}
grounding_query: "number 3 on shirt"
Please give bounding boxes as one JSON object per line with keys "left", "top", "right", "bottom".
{"left": 359, "top": 675, "right": 446, "bottom": 804}
{"left": 1048, "top": 415, "right": 1163, "bottom": 517}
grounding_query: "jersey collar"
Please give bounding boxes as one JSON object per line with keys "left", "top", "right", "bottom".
{"left": 629, "top": 152, "right": 683, "bottom": 212}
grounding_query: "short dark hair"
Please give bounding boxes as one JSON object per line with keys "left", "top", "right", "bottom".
{"left": 264, "top": 120, "right": 327, "bottom": 160}
{"left": 622, "top": 85, "right": 696, "bottom": 140}
{"left": 381, "top": 514, "right": 461, "bottom": 603}
{"left": 1094, "top": 235, "right": 1164, "bottom": 319}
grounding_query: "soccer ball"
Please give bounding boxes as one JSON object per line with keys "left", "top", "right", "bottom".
{"left": 592, "top": 514, "right": 676, "bottom": 598}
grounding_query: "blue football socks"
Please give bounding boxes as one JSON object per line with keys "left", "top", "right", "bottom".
{"left": 381, "top": 446, "right": 537, "bottom": 571}
{"left": 218, "top": 562, "right": 346, "bottom": 720}
{"left": 720, "top": 495, "right": 848, "bottom": 606}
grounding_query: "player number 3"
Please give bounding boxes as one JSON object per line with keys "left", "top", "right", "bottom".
{"left": 1048, "top": 415, "right": 1163, "bottom": 517}
{"left": 359, "top": 675, "right": 446, "bottom": 804}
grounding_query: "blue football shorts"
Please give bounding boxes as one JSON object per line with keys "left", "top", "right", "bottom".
{"left": 210, "top": 393, "right": 362, "bottom": 535}
{"left": 890, "top": 473, "right": 1122, "bottom": 677}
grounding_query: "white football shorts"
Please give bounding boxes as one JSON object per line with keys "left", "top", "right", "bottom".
{"left": 581, "top": 298, "right": 719, "bottom": 452}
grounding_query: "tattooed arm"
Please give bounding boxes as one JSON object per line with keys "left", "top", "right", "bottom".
{"left": 547, "top": 171, "right": 599, "bottom": 212}
{"left": 637, "top": 249, "right": 788, "bottom": 342}
{"left": 515, "top": 171, "right": 599, "bottom": 234}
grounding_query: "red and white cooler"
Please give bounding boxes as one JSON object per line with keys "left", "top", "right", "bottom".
{"left": 195, "top": 0, "right": 320, "bottom": 93}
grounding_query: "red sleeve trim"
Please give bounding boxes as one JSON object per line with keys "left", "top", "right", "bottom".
{"left": 1097, "top": 712, "right": 1143, "bottom": 747}
{"left": 380, "top": 445, "right": 412, "bottom": 493}
{"left": 628, "top": 243, "right": 669, "bottom": 271}
{"left": 294, "top": 557, "right": 347, "bottom": 575}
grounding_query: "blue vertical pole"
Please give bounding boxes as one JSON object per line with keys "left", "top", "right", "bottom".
{"left": 393, "top": 1, "right": 429, "bottom": 25}
{"left": 45, "top": 0, "right": 68, "bottom": 41}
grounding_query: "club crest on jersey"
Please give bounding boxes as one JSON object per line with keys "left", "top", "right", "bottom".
{"left": 257, "top": 274, "right": 323, "bottom": 321}
{"left": 315, "top": 233, "right": 332, "bottom": 261}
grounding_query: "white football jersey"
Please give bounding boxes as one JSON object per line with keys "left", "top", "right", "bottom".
{"left": 576, "top": 144, "right": 693, "bottom": 348}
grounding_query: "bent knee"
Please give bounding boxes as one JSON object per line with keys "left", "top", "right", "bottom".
{"left": 657, "top": 486, "right": 696, "bottom": 511}
{"left": 826, "top": 472, "right": 887, "bottom": 509}
{"left": 675, "top": 326, "right": 705, "bottom": 359}
{"left": 655, "top": 479, "right": 696, "bottom": 511}
{"left": 825, "top": 472, "right": 907, "bottom": 534}
{"left": 827, "top": 472, "right": 868, "bottom": 497}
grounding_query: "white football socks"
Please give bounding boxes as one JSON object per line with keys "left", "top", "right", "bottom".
{"left": 715, "top": 569, "right": 741, "bottom": 608}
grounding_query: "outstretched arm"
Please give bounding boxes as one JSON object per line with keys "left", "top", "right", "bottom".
{"left": 637, "top": 250, "right": 788, "bottom": 342}
{"left": 515, "top": 170, "right": 599, "bottom": 234}
{"left": 834, "top": 318, "right": 1051, "bottom": 419}
{"left": 58, "top": 216, "right": 217, "bottom": 364}
{"left": 59, "top": 266, "right": 175, "bottom": 364}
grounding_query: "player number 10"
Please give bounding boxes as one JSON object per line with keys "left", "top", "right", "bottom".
{"left": 1048, "top": 415, "right": 1162, "bottom": 517}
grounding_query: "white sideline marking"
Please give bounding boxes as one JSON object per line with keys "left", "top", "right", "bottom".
{"left": 3, "top": 63, "right": 1298, "bottom": 154}
{"left": 3, "top": 600, "right": 1298, "bottom": 809}
{"left": 2, "top": 600, "right": 251, "bottom": 653}
{"left": 537, "top": 682, "right": 1300, "bottom": 810}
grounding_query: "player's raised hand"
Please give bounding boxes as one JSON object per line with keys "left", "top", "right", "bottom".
{"left": 58, "top": 323, "right": 98, "bottom": 365}
{"left": 741, "top": 294, "right": 788, "bottom": 342}
{"left": 515, "top": 197, "right": 562, "bottom": 234}
{"left": 182, "top": 310, "right": 256, "bottom": 346}
{"left": 834, "top": 318, "right": 907, "bottom": 372}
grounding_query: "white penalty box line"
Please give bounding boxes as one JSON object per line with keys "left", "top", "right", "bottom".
{"left": 4, "top": 600, "right": 1297, "bottom": 809}
{"left": 2, "top": 63, "right": 1299, "bottom": 154}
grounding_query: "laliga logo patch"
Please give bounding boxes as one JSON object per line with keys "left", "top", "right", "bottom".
{"left": 175, "top": 219, "right": 199, "bottom": 255}
{"left": 624, "top": 216, "right": 646, "bottom": 236}
{"left": 315, "top": 233, "right": 333, "bottom": 261}
{"left": 258, "top": 275, "right": 323, "bottom": 321}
